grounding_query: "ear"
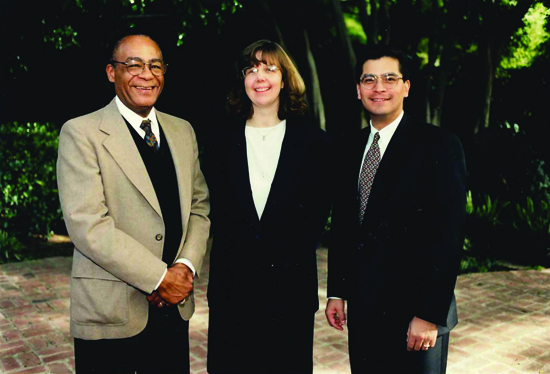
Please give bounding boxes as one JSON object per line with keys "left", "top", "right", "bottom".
{"left": 106, "top": 64, "right": 116, "bottom": 83}
{"left": 403, "top": 80, "right": 410, "bottom": 98}
{"left": 356, "top": 84, "right": 362, "bottom": 100}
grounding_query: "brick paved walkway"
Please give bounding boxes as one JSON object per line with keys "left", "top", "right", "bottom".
{"left": 0, "top": 249, "right": 549, "bottom": 374}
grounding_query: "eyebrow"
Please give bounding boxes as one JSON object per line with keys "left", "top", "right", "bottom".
{"left": 362, "top": 72, "right": 399, "bottom": 76}
{"left": 126, "top": 57, "right": 164, "bottom": 63}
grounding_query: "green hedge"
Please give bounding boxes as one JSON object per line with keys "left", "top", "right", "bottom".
{"left": 0, "top": 122, "right": 62, "bottom": 248}
{"left": 463, "top": 191, "right": 550, "bottom": 272}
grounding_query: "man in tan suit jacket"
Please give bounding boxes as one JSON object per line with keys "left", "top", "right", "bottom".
{"left": 57, "top": 34, "right": 210, "bottom": 374}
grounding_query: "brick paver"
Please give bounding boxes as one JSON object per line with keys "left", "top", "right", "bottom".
{"left": 0, "top": 250, "right": 549, "bottom": 373}
{"left": 0, "top": 257, "right": 73, "bottom": 374}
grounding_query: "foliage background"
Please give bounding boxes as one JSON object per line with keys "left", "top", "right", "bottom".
{"left": 0, "top": 0, "right": 549, "bottom": 269}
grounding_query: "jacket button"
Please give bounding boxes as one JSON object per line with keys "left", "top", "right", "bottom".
{"left": 155, "top": 234, "right": 163, "bottom": 241}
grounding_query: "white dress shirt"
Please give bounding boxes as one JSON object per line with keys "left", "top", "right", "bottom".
{"left": 358, "top": 111, "right": 404, "bottom": 183}
{"left": 115, "top": 96, "right": 161, "bottom": 147}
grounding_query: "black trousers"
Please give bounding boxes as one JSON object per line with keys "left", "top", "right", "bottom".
{"left": 207, "top": 308, "right": 315, "bottom": 374}
{"left": 348, "top": 311, "right": 450, "bottom": 374}
{"left": 74, "top": 305, "right": 190, "bottom": 374}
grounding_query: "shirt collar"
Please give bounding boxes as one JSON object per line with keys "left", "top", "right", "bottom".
{"left": 114, "top": 96, "right": 161, "bottom": 145}
{"left": 115, "top": 96, "right": 158, "bottom": 127}
{"left": 369, "top": 110, "right": 404, "bottom": 138}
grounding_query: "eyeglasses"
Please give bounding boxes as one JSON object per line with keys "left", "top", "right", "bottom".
{"left": 360, "top": 73, "right": 403, "bottom": 89}
{"left": 111, "top": 58, "right": 168, "bottom": 76}
{"left": 242, "top": 64, "right": 279, "bottom": 78}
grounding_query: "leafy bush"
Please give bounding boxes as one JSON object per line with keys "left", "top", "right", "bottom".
{"left": 0, "top": 122, "right": 62, "bottom": 244}
{"left": 0, "top": 230, "right": 24, "bottom": 263}
{"left": 513, "top": 196, "right": 550, "bottom": 266}
{"left": 467, "top": 122, "right": 550, "bottom": 206}
{"left": 464, "top": 189, "right": 550, "bottom": 270}
{"left": 464, "top": 191, "right": 513, "bottom": 260}
{"left": 515, "top": 196, "right": 550, "bottom": 234}
{"left": 460, "top": 235, "right": 515, "bottom": 274}
{"left": 463, "top": 122, "right": 550, "bottom": 270}
{"left": 466, "top": 192, "right": 510, "bottom": 226}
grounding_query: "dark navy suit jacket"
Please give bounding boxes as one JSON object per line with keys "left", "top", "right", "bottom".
{"left": 328, "top": 114, "right": 466, "bottom": 333}
{"left": 205, "top": 117, "right": 333, "bottom": 316}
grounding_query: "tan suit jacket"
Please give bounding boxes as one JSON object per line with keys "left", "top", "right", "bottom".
{"left": 57, "top": 99, "right": 210, "bottom": 340}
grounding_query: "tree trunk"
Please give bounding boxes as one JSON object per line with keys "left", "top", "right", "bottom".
{"left": 368, "top": 0, "right": 379, "bottom": 45}
{"left": 333, "top": 0, "right": 356, "bottom": 69}
{"left": 474, "top": 0, "right": 536, "bottom": 133}
{"left": 474, "top": 0, "right": 496, "bottom": 133}
{"left": 258, "top": 0, "right": 286, "bottom": 49}
{"left": 357, "top": 0, "right": 371, "bottom": 45}
{"left": 480, "top": 43, "right": 494, "bottom": 132}
{"left": 331, "top": 0, "right": 361, "bottom": 134}
{"left": 431, "top": 56, "right": 448, "bottom": 127}
{"left": 381, "top": 0, "right": 391, "bottom": 44}
{"left": 427, "top": 0, "right": 446, "bottom": 127}
{"left": 303, "top": 28, "right": 326, "bottom": 130}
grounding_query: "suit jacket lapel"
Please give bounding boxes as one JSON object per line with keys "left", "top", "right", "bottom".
{"left": 260, "top": 121, "right": 306, "bottom": 227}
{"left": 100, "top": 99, "right": 162, "bottom": 218}
{"left": 226, "top": 120, "right": 306, "bottom": 230}
{"left": 365, "top": 115, "right": 415, "bottom": 211}
{"left": 354, "top": 127, "right": 371, "bottom": 180}
{"left": 157, "top": 111, "right": 192, "bottom": 234}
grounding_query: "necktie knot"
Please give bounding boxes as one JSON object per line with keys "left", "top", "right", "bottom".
{"left": 140, "top": 119, "right": 152, "bottom": 132}
{"left": 140, "top": 119, "right": 159, "bottom": 150}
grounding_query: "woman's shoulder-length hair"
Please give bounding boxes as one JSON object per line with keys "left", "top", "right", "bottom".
{"left": 227, "top": 39, "right": 307, "bottom": 120}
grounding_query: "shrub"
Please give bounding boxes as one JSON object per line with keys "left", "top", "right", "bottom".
{"left": 464, "top": 191, "right": 513, "bottom": 260}
{"left": 464, "top": 190, "right": 550, "bottom": 269}
{"left": 0, "top": 230, "right": 24, "bottom": 264}
{"left": 513, "top": 196, "right": 550, "bottom": 266}
{"left": 0, "top": 122, "right": 62, "bottom": 244}
{"left": 467, "top": 122, "right": 550, "bottom": 206}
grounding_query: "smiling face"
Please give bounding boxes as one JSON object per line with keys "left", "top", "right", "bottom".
{"left": 244, "top": 52, "right": 284, "bottom": 113}
{"left": 106, "top": 35, "right": 164, "bottom": 117}
{"left": 357, "top": 56, "right": 410, "bottom": 129}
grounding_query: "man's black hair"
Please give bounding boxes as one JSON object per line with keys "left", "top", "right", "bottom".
{"left": 355, "top": 45, "right": 410, "bottom": 82}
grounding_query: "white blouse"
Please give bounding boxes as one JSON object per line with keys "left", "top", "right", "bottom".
{"left": 245, "top": 120, "right": 287, "bottom": 218}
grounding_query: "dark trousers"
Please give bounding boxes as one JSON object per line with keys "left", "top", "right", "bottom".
{"left": 207, "top": 308, "right": 315, "bottom": 374}
{"left": 74, "top": 305, "right": 190, "bottom": 374}
{"left": 348, "top": 312, "right": 450, "bottom": 374}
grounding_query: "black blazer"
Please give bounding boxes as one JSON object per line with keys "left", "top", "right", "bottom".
{"left": 204, "top": 118, "right": 332, "bottom": 315}
{"left": 328, "top": 114, "right": 467, "bottom": 331}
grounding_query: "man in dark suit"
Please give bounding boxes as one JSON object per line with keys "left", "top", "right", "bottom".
{"left": 325, "top": 46, "right": 466, "bottom": 373}
{"left": 57, "top": 34, "right": 210, "bottom": 373}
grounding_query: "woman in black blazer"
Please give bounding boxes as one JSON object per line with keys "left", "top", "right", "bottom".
{"left": 205, "top": 40, "right": 332, "bottom": 374}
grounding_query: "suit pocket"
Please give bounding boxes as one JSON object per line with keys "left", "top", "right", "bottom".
{"left": 71, "top": 277, "right": 129, "bottom": 326}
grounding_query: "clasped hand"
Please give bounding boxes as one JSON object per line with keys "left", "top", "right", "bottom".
{"left": 407, "top": 316, "right": 438, "bottom": 351}
{"left": 147, "top": 263, "right": 194, "bottom": 308}
{"left": 325, "top": 299, "right": 346, "bottom": 331}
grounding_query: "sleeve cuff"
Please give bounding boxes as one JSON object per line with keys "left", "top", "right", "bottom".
{"left": 154, "top": 268, "right": 168, "bottom": 291}
{"left": 175, "top": 258, "right": 196, "bottom": 276}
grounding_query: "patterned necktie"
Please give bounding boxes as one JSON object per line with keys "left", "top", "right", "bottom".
{"left": 140, "top": 119, "right": 159, "bottom": 150}
{"left": 358, "top": 132, "right": 381, "bottom": 224}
